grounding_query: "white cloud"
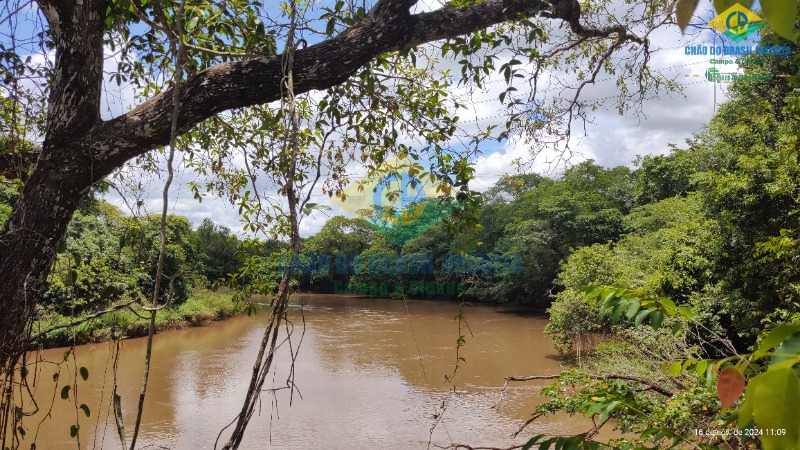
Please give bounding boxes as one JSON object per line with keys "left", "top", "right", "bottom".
{"left": 101, "top": 1, "right": 735, "bottom": 237}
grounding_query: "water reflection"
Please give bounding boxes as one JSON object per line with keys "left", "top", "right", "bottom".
{"left": 21, "top": 295, "right": 599, "bottom": 449}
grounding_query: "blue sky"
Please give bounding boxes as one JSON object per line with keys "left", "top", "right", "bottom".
{"left": 1, "top": 0, "right": 769, "bottom": 236}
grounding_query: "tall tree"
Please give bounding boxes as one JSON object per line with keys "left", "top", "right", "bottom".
{"left": 0, "top": 0, "right": 663, "bottom": 417}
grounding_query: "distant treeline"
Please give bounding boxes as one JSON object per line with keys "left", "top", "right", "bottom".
{"left": 3, "top": 72, "right": 798, "bottom": 356}
{"left": 298, "top": 68, "right": 800, "bottom": 355}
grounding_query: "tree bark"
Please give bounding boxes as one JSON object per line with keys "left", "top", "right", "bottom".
{"left": 0, "top": 0, "right": 639, "bottom": 364}
{"left": 0, "top": 0, "right": 107, "bottom": 365}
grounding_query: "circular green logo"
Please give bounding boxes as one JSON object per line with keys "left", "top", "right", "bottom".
{"left": 726, "top": 10, "right": 749, "bottom": 36}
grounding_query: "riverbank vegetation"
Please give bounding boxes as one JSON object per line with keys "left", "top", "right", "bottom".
{"left": 296, "top": 20, "right": 800, "bottom": 450}
{"left": 32, "top": 289, "right": 238, "bottom": 348}
{"left": 0, "top": 185, "right": 246, "bottom": 347}
{"left": 515, "top": 25, "right": 800, "bottom": 449}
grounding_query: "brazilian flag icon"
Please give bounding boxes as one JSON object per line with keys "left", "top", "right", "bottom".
{"left": 708, "top": 3, "right": 765, "bottom": 43}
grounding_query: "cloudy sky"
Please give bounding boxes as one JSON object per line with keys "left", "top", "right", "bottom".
{"left": 94, "top": 1, "right": 737, "bottom": 237}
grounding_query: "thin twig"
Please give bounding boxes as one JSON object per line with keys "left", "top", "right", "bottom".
{"left": 129, "top": 1, "right": 186, "bottom": 448}
{"left": 496, "top": 373, "right": 675, "bottom": 409}
{"left": 433, "top": 444, "right": 525, "bottom": 450}
{"left": 217, "top": 2, "right": 304, "bottom": 448}
{"left": 28, "top": 301, "right": 137, "bottom": 343}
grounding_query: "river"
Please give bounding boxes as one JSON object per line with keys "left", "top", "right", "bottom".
{"left": 19, "top": 294, "right": 600, "bottom": 449}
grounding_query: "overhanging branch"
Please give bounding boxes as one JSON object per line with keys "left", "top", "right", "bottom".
{"left": 87, "top": 0, "right": 646, "bottom": 178}
{"left": 500, "top": 374, "right": 676, "bottom": 397}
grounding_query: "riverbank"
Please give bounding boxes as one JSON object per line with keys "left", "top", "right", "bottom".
{"left": 33, "top": 289, "right": 239, "bottom": 348}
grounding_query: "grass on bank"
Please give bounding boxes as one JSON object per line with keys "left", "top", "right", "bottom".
{"left": 33, "top": 289, "right": 238, "bottom": 348}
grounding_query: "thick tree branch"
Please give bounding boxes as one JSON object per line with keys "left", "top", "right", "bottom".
{"left": 87, "top": 0, "right": 643, "bottom": 178}
{"left": 41, "top": 0, "right": 107, "bottom": 141}
{"left": 33, "top": 0, "right": 68, "bottom": 35}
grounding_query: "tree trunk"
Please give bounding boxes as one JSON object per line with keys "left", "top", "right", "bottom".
{"left": 0, "top": 0, "right": 106, "bottom": 365}
{"left": 0, "top": 157, "right": 88, "bottom": 362}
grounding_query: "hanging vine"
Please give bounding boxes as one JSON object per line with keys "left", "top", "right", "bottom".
{"left": 217, "top": 1, "right": 308, "bottom": 448}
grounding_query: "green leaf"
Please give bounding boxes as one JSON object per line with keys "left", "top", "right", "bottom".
{"left": 750, "top": 368, "right": 800, "bottom": 449}
{"left": 60, "top": 385, "right": 71, "bottom": 400}
{"left": 659, "top": 297, "right": 677, "bottom": 314}
{"left": 611, "top": 300, "right": 627, "bottom": 322}
{"left": 634, "top": 309, "right": 651, "bottom": 326}
{"left": 521, "top": 435, "right": 545, "bottom": 450}
{"left": 695, "top": 359, "right": 709, "bottom": 376}
{"left": 65, "top": 269, "right": 78, "bottom": 287}
{"left": 70, "top": 424, "right": 79, "bottom": 438}
{"left": 754, "top": 324, "right": 800, "bottom": 360}
{"left": 739, "top": 375, "right": 758, "bottom": 428}
{"left": 624, "top": 299, "right": 640, "bottom": 319}
{"left": 600, "top": 295, "right": 617, "bottom": 314}
{"left": 598, "top": 400, "right": 621, "bottom": 422}
{"left": 717, "top": 366, "right": 745, "bottom": 410}
{"left": 761, "top": 0, "right": 798, "bottom": 42}
{"left": 650, "top": 310, "right": 665, "bottom": 329}
{"left": 583, "top": 402, "right": 606, "bottom": 417}
{"left": 79, "top": 366, "right": 89, "bottom": 381}
{"left": 771, "top": 331, "right": 800, "bottom": 367}
{"left": 675, "top": 0, "right": 700, "bottom": 31}
{"left": 667, "top": 361, "right": 682, "bottom": 377}
{"left": 187, "top": 16, "right": 199, "bottom": 31}
{"left": 79, "top": 404, "right": 90, "bottom": 417}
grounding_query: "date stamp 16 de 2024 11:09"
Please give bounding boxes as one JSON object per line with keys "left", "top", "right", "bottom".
{"left": 693, "top": 428, "right": 787, "bottom": 438}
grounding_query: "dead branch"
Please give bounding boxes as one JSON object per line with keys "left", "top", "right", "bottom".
{"left": 28, "top": 300, "right": 138, "bottom": 344}
{"left": 511, "top": 412, "right": 545, "bottom": 438}
{"left": 434, "top": 444, "right": 524, "bottom": 450}
{"left": 498, "top": 373, "right": 675, "bottom": 404}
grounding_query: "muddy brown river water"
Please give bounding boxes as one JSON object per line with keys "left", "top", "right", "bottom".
{"left": 19, "top": 294, "right": 606, "bottom": 449}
